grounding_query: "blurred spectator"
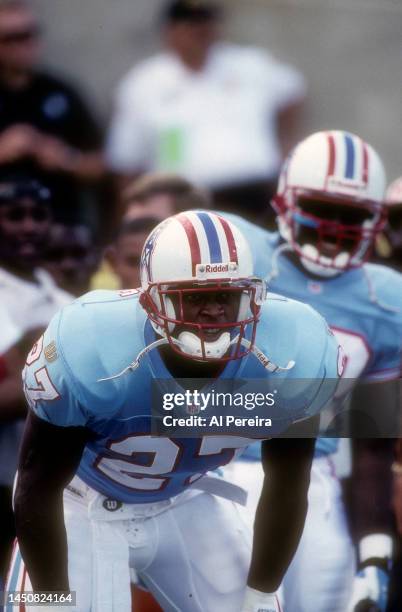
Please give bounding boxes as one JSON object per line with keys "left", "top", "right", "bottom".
{"left": 122, "top": 172, "right": 210, "bottom": 222}
{"left": 43, "top": 223, "right": 99, "bottom": 295}
{"left": 105, "top": 217, "right": 160, "bottom": 288}
{"left": 0, "top": 174, "right": 72, "bottom": 584}
{"left": 92, "top": 173, "right": 210, "bottom": 290}
{"left": 107, "top": 0, "right": 306, "bottom": 225}
{"left": 374, "top": 177, "right": 402, "bottom": 272}
{"left": 0, "top": 0, "right": 106, "bottom": 231}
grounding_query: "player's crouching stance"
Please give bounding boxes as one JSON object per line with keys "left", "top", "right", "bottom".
{"left": 8, "top": 211, "right": 339, "bottom": 611}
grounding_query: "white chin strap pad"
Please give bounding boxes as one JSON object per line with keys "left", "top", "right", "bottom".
{"left": 300, "top": 243, "right": 349, "bottom": 278}
{"left": 178, "top": 331, "right": 231, "bottom": 359}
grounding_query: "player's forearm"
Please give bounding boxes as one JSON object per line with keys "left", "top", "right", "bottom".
{"left": 247, "top": 472, "right": 309, "bottom": 591}
{"left": 14, "top": 485, "right": 69, "bottom": 591}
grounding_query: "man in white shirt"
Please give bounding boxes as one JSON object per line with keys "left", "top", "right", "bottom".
{"left": 106, "top": 0, "right": 306, "bottom": 224}
{"left": 0, "top": 176, "right": 72, "bottom": 586}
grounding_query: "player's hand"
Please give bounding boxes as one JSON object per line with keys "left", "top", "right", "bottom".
{"left": 347, "top": 566, "right": 389, "bottom": 612}
{"left": 241, "top": 586, "right": 281, "bottom": 612}
{"left": 0, "top": 124, "right": 40, "bottom": 162}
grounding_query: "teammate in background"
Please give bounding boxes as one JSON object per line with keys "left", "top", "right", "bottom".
{"left": 10, "top": 211, "right": 339, "bottom": 612}
{"left": 0, "top": 175, "right": 72, "bottom": 589}
{"left": 222, "top": 130, "right": 402, "bottom": 612}
{"left": 374, "top": 177, "right": 402, "bottom": 273}
{"left": 107, "top": 0, "right": 306, "bottom": 224}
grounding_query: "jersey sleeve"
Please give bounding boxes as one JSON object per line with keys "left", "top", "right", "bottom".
{"left": 22, "top": 310, "right": 89, "bottom": 427}
{"left": 363, "top": 266, "right": 402, "bottom": 381}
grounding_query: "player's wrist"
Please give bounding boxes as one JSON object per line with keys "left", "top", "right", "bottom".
{"left": 358, "top": 533, "right": 393, "bottom": 571}
{"left": 242, "top": 586, "right": 280, "bottom": 612}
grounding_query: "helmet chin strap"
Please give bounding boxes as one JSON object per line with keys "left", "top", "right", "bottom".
{"left": 97, "top": 331, "right": 296, "bottom": 383}
{"left": 239, "top": 338, "right": 295, "bottom": 373}
{"left": 97, "top": 332, "right": 236, "bottom": 382}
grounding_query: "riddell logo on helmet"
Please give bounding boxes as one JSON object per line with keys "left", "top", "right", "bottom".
{"left": 196, "top": 262, "right": 238, "bottom": 278}
{"left": 205, "top": 264, "right": 229, "bottom": 273}
{"left": 328, "top": 177, "right": 366, "bottom": 192}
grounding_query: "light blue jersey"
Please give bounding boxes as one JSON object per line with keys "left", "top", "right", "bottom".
{"left": 222, "top": 213, "right": 402, "bottom": 459}
{"left": 23, "top": 289, "right": 339, "bottom": 503}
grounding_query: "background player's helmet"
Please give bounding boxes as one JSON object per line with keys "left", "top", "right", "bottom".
{"left": 140, "top": 210, "right": 266, "bottom": 361}
{"left": 272, "top": 130, "right": 386, "bottom": 277}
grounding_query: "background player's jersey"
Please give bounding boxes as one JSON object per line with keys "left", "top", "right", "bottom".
{"left": 222, "top": 213, "right": 402, "bottom": 460}
{"left": 23, "top": 289, "right": 339, "bottom": 503}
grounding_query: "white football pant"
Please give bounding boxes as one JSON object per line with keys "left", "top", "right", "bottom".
{"left": 6, "top": 476, "right": 252, "bottom": 611}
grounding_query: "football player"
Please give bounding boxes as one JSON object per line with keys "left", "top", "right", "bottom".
{"left": 8, "top": 211, "right": 340, "bottom": 612}
{"left": 221, "top": 130, "right": 402, "bottom": 612}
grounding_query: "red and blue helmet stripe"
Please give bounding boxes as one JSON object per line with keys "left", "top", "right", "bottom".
{"left": 326, "top": 131, "right": 369, "bottom": 186}
{"left": 177, "top": 211, "right": 238, "bottom": 276}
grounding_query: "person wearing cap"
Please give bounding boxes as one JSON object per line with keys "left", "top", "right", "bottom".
{"left": 0, "top": 173, "right": 73, "bottom": 585}
{"left": 106, "top": 0, "right": 306, "bottom": 225}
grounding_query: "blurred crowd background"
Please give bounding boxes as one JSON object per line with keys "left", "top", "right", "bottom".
{"left": 33, "top": 0, "right": 402, "bottom": 178}
{"left": 0, "top": 0, "right": 401, "bottom": 607}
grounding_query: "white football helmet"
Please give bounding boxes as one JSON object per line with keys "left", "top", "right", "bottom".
{"left": 139, "top": 211, "right": 266, "bottom": 361}
{"left": 272, "top": 130, "right": 387, "bottom": 277}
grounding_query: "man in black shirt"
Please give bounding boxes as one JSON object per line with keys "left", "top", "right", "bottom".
{"left": 0, "top": 0, "right": 106, "bottom": 231}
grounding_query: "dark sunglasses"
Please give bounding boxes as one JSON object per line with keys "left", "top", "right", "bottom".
{"left": 1, "top": 205, "right": 51, "bottom": 223}
{"left": 0, "top": 25, "right": 41, "bottom": 44}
